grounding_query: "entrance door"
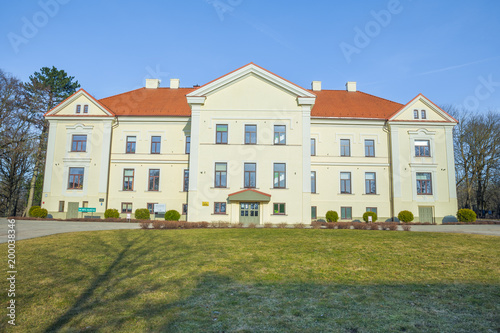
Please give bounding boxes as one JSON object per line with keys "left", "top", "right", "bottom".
{"left": 419, "top": 206, "right": 434, "bottom": 223}
{"left": 67, "top": 202, "right": 79, "bottom": 219}
{"left": 240, "top": 202, "right": 260, "bottom": 224}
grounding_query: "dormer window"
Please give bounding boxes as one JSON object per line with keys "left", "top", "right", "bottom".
{"left": 413, "top": 109, "right": 419, "bottom": 119}
{"left": 421, "top": 110, "right": 426, "bottom": 119}
{"left": 83, "top": 105, "right": 89, "bottom": 113}
{"left": 76, "top": 105, "right": 81, "bottom": 113}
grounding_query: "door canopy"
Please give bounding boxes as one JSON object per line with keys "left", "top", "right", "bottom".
{"left": 228, "top": 189, "right": 271, "bottom": 202}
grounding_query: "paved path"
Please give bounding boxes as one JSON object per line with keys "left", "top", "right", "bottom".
{"left": 408, "top": 224, "right": 500, "bottom": 236}
{"left": 0, "top": 218, "right": 140, "bottom": 243}
{"left": 0, "top": 219, "right": 498, "bottom": 243}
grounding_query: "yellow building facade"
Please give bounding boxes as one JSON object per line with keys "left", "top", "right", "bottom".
{"left": 42, "top": 63, "right": 458, "bottom": 223}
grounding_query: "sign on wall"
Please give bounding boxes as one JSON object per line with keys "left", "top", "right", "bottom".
{"left": 154, "top": 204, "right": 166, "bottom": 213}
{"left": 202, "top": 202, "right": 209, "bottom": 206}
{"left": 78, "top": 207, "right": 96, "bottom": 213}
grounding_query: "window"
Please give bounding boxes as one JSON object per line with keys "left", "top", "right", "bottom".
{"left": 311, "top": 206, "right": 317, "bottom": 219}
{"left": 413, "top": 109, "right": 419, "bottom": 119}
{"left": 341, "top": 207, "right": 352, "bottom": 219}
{"left": 182, "top": 204, "right": 188, "bottom": 215}
{"left": 421, "top": 110, "right": 426, "bottom": 119}
{"left": 311, "top": 171, "right": 316, "bottom": 193}
{"left": 340, "top": 172, "right": 351, "bottom": 194}
{"left": 121, "top": 202, "right": 132, "bottom": 213}
{"left": 365, "top": 172, "right": 376, "bottom": 194}
{"left": 148, "top": 169, "right": 160, "bottom": 191}
{"left": 366, "top": 207, "right": 377, "bottom": 214}
{"left": 245, "top": 125, "right": 257, "bottom": 144}
{"left": 214, "top": 202, "right": 226, "bottom": 214}
{"left": 82, "top": 201, "right": 88, "bottom": 208}
{"left": 151, "top": 136, "right": 161, "bottom": 154}
{"left": 311, "top": 138, "right": 316, "bottom": 156}
{"left": 76, "top": 105, "right": 81, "bottom": 113}
{"left": 183, "top": 170, "right": 189, "bottom": 192}
{"left": 126, "top": 136, "right": 136, "bottom": 154}
{"left": 273, "top": 203, "right": 285, "bottom": 215}
{"left": 216, "top": 124, "right": 228, "bottom": 144}
{"left": 340, "top": 139, "right": 350, "bottom": 156}
{"left": 68, "top": 167, "right": 84, "bottom": 189}
{"left": 274, "top": 125, "right": 286, "bottom": 145}
{"left": 147, "top": 203, "right": 156, "bottom": 214}
{"left": 71, "top": 135, "right": 87, "bottom": 152}
{"left": 273, "top": 163, "right": 286, "bottom": 188}
{"left": 215, "top": 163, "right": 227, "bottom": 188}
{"left": 415, "top": 140, "right": 430, "bottom": 157}
{"left": 58, "top": 201, "right": 64, "bottom": 212}
{"left": 244, "top": 163, "right": 256, "bottom": 188}
{"left": 185, "top": 136, "right": 190, "bottom": 154}
{"left": 123, "top": 169, "right": 134, "bottom": 191}
{"left": 83, "top": 105, "right": 89, "bottom": 113}
{"left": 365, "top": 139, "right": 375, "bottom": 157}
{"left": 416, "top": 173, "right": 432, "bottom": 195}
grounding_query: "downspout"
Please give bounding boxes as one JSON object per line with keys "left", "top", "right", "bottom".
{"left": 384, "top": 121, "right": 395, "bottom": 221}
{"left": 105, "top": 116, "right": 119, "bottom": 211}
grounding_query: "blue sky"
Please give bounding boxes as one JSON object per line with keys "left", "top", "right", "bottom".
{"left": 1, "top": 0, "right": 499, "bottom": 112}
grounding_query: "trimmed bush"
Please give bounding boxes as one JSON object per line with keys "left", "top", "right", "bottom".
{"left": 164, "top": 210, "right": 181, "bottom": 221}
{"left": 398, "top": 210, "right": 414, "bottom": 223}
{"left": 325, "top": 211, "right": 339, "bottom": 222}
{"left": 277, "top": 222, "right": 288, "bottom": 229}
{"left": 457, "top": 208, "right": 476, "bottom": 223}
{"left": 29, "top": 206, "right": 41, "bottom": 217}
{"left": 135, "top": 208, "right": 150, "bottom": 220}
{"left": 139, "top": 221, "right": 151, "bottom": 229}
{"left": 104, "top": 209, "right": 120, "bottom": 219}
{"left": 38, "top": 208, "right": 48, "bottom": 218}
{"left": 362, "top": 211, "right": 378, "bottom": 223}
{"left": 31, "top": 207, "right": 42, "bottom": 217}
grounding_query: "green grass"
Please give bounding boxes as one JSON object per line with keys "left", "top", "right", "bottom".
{"left": 2, "top": 229, "right": 500, "bottom": 332}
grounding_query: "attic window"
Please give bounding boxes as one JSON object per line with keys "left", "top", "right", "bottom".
{"left": 421, "top": 110, "right": 426, "bottom": 119}
{"left": 83, "top": 105, "right": 89, "bottom": 113}
{"left": 76, "top": 105, "right": 81, "bottom": 114}
{"left": 413, "top": 109, "right": 419, "bottom": 119}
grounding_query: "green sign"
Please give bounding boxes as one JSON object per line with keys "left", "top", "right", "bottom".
{"left": 78, "top": 207, "right": 96, "bottom": 213}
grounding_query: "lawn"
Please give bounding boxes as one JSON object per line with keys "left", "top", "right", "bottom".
{"left": 2, "top": 229, "right": 499, "bottom": 332}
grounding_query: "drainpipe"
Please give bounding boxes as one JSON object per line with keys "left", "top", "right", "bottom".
{"left": 384, "top": 121, "right": 395, "bottom": 221}
{"left": 105, "top": 117, "right": 119, "bottom": 212}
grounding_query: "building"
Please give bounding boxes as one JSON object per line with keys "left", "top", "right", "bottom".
{"left": 42, "top": 63, "right": 458, "bottom": 224}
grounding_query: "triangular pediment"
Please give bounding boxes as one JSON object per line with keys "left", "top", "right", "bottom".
{"left": 389, "top": 94, "right": 457, "bottom": 123}
{"left": 45, "top": 89, "right": 115, "bottom": 117}
{"left": 186, "top": 63, "right": 316, "bottom": 106}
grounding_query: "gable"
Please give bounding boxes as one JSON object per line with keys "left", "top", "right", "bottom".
{"left": 389, "top": 94, "right": 457, "bottom": 123}
{"left": 46, "top": 89, "right": 114, "bottom": 117}
{"left": 201, "top": 73, "right": 303, "bottom": 110}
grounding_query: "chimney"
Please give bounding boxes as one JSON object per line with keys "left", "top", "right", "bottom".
{"left": 312, "top": 81, "right": 322, "bottom": 91}
{"left": 145, "top": 79, "right": 160, "bottom": 89}
{"left": 346, "top": 81, "right": 357, "bottom": 92}
{"left": 170, "top": 78, "right": 180, "bottom": 89}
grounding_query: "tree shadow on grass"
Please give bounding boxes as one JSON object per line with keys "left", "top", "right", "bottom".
{"left": 153, "top": 273, "right": 500, "bottom": 333}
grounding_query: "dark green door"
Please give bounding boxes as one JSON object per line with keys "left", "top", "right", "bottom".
{"left": 240, "top": 202, "right": 260, "bottom": 224}
{"left": 419, "top": 206, "right": 433, "bottom": 223}
{"left": 67, "top": 202, "right": 79, "bottom": 219}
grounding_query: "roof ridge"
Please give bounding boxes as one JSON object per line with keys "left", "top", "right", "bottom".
{"left": 99, "top": 87, "right": 145, "bottom": 101}
{"left": 356, "top": 91, "right": 403, "bottom": 106}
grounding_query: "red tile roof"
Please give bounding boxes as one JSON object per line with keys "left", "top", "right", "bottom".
{"left": 310, "top": 90, "right": 403, "bottom": 119}
{"left": 99, "top": 87, "right": 195, "bottom": 116}
{"left": 98, "top": 87, "right": 403, "bottom": 119}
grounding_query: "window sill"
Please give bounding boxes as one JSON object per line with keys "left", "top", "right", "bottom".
{"left": 270, "top": 188, "right": 289, "bottom": 190}
{"left": 67, "top": 189, "right": 83, "bottom": 191}
{"left": 210, "top": 187, "right": 229, "bottom": 189}
{"left": 146, "top": 190, "right": 162, "bottom": 193}
{"left": 212, "top": 213, "right": 228, "bottom": 215}
{"left": 241, "top": 187, "right": 259, "bottom": 190}
{"left": 339, "top": 193, "right": 354, "bottom": 195}
{"left": 272, "top": 214, "right": 288, "bottom": 216}
{"left": 120, "top": 190, "right": 136, "bottom": 192}
{"left": 363, "top": 193, "right": 379, "bottom": 195}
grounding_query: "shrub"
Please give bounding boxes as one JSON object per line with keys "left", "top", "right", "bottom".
{"left": 353, "top": 222, "right": 368, "bottom": 230}
{"left": 164, "top": 210, "right": 181, "bottom": 221}
{"left": 248, "top": 223, "right": 257, "bottom": 228}
{"left": 367, "top": 223, "right": 380, "bottom": 231}
{"left": 457, "top": 208, "right": 477, "bottom": 223}
{"left": 325, "top": 211, "right": 339, "bottom": 222}
{"left": 362, "top": 211, "right": 378, "bottom": 223}
{"left": 232, "top": 222, "right": 244, "bottom": 228}
{"left": 325, "top": 222, "right": 336, "bottom": 229}
{"left": 264, "top": 222, "right": 273, "bottom": 228}
{"left": 30, "top": 207, "right": 41, "bottom": 217}
{"left": 294, "top": 223, "right": 305, "bottom": 229}
{"left": 311, "top": 221, "right": 323, "bottom": 229}
{"left": 29, "top": 206, "right": 41, "bottom": 217}
{"left": 402, "top": 224, "right": 411, "bottom": 231}
{"left": 398, "top": 210, "right": 414, "bottom": 223}
{"left": 135, "top": 208, "right": 151, "bottom": 220}
{"left": 277, "top": 222, "right": 288, "bottom": 229}
{"left": 38, "top": 208, "right": 48, "bottom": 218}
{"left": 104, "top": 209, "right": 120, "bottom": 219}
{"left": 139, "top": 221, "right": 151, "bottom": 229}
{"left": 386, "top": 223, "right": 398, "bottom": 231}
{"left": 152, "top": 220, "right": 164, "bottom": 229}
{"left": 337, "top": 222, "right": 351, "bottom": 229}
